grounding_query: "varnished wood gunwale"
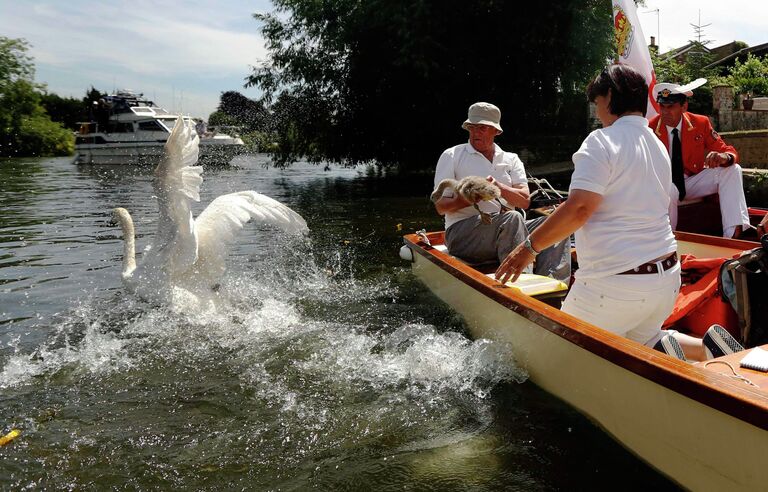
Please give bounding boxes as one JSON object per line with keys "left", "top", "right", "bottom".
{"left": 674, "top": 230, "right": 761, "bottom": 251}
{"left": 404, "top": 231, "right": 768, "bottom": 431}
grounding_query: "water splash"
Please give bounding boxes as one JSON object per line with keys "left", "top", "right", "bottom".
{"left": 0, "top": 232, "right": 531, "bottom": 492}
{"left": 1, "top": 239, "right": 525, "bottom": 397}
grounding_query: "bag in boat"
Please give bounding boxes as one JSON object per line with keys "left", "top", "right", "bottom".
{"left": 663, "top": 255, "right": 737, "bottom": 337}
{"left": 719, "top": 236, "right": 768, "bottom": 347}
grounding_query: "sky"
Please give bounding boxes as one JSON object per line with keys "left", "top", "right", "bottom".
{"left": 638, "top": 0, "right": 767, "bottom": 53}
{"left": 1, "top": 1, "right": 766, "bottom": 119}
{"left": 0, "top": 0, "right": 273, "bottom": 118}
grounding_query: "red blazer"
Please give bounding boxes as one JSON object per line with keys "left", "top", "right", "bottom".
{"left": 648, "top": 112, "right": 738, "bottom": 176}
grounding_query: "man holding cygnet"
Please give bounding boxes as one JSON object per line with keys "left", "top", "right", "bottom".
{"left": 432, "top": 102, "right": 570, "bottom": 283}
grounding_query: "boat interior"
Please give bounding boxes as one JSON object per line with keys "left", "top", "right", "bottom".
{"left": 518, "top": 182, "right": 768, "bottom": 341}
{"left": 413, "top": 176, "right": 768, "bottom": 390}
{"left": 410, "top": 227, "right": 768, "bottom": 390}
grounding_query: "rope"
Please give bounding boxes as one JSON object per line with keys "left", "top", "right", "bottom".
{"left": 703, "top": 360, "right": 760, "bottom": 387}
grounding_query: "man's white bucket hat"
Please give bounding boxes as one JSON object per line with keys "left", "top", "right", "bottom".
{"left": 462, "top": 102, "right": 502, "bottom": 133}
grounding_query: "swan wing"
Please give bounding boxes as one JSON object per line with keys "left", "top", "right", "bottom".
{"left": 145, "top": 116, "right": 202, "bottom": 274}
{"left": 192, "top": 191, "right": 308, "bottom": 283}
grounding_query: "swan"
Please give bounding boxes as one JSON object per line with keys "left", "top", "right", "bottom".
{"left": 431, "top": 176, "right": 511, "bottom": 224}
{"left": 112, "top": 116, "right": 308, "bottom": 306}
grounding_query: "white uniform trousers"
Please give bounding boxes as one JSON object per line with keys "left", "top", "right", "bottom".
{"left": 668, "top": 164, "right": 750, "bottom": 238}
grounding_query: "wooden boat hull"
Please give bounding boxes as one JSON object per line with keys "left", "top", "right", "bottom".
{"left": 403, "top": 231, "right": 768, "bottom": 491}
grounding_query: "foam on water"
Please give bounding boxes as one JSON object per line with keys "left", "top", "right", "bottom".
{"left": 1, "top": 303, "right": 133, "bottom": 388}
{"left": 0, "top": 238, "right": 526, "bottom": 402}
{"left": 0, "top": 229, "right": 530, "bottom": 490}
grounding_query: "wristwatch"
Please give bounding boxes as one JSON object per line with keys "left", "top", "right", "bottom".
{"left": 523, "top": 237, "right": 540, "bottom": 256}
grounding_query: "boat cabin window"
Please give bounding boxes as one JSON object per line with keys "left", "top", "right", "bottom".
{"left": 106, "top": 122, "right": 134, "bottom": 133}
{"left": 159, "top": 118, "right": 193, "bottom": 131}
{"left": 159, "top": 118, "right": 179, "bottom": 131}
{"left": 138, "top": 120, "right": 169, "bottom": 132}
{"left": 110, "top": 99, "right": 132, "bottom": 114}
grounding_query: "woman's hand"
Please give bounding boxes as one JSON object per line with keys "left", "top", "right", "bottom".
{"left": 495, "top": 243, "right": 535, "bottom": 285}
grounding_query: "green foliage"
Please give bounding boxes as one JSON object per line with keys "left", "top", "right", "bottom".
{"left": 0, "top": 78, "right": 44, "bottom": 156}
{"left": 725, "top": 53, "right": 768, "bottom": 97}
{"left": 16, "top": 115, "right": 74, "bottom": 156}
{"left": 0, "top": 37, "right": 34, "bottom": 91}
{"left": 207, "top": 110, "right": 239, "bottom": 127}
{"left": 40, "top": 92, "right": 87, "bottom": 130}
{"left": 239, "top": 131, "right": 276, "bottom": 153}
{"left": 0, "top": 36, "right": 76, "bottom": 157}
{"left": 247, "top": 0, "right": 613, "bottom": 170}
{"left": 215, "top": 91, "right": 269, "bottom": 132}
{"left": 208, "top": 92, "right": 273, "bottom": 152}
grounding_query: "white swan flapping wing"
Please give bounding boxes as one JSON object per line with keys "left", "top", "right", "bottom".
{"left": 144, "top": 116, "right": 203, "bottom": 278}
{"left": 112, "top": 115, "right": 308, "bottom": 304}
{"left": 193, "top": 191, "right": 309, "bottom": 285}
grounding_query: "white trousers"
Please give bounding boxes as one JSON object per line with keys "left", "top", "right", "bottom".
{"left": 561, "top": 263, "right": 681, "bottom": 346}
{"left": 668, "top": 165, "right": 750, "bottom": 238}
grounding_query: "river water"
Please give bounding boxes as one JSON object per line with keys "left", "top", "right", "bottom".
{"left": 0, "top": 155, "right": 675, "bottom": 490}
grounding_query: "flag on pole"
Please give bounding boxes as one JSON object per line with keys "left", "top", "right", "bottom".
{"left": 612, "top": 0, "right": 658, "bottom": 119}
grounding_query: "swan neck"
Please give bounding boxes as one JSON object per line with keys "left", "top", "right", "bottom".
{"left": 113, "top": 207, "right": 137, "bottom": 276}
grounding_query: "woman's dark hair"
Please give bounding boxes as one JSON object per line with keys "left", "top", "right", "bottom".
{"left": 586, "top": 64, "right": 649, "bottom": 116}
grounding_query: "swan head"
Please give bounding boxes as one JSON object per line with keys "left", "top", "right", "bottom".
{"left": 112, "top": 207, "right": 132, "bottom": 225}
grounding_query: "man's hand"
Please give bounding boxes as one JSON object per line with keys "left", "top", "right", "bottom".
{"left": 488, "top": 175, "right": 531, "bottom": 209}
{"left": 758, "top": 214, "right": 768, "bottom": 238}
{"left": 704, "top": 151, "right": 732, "bottom": 168}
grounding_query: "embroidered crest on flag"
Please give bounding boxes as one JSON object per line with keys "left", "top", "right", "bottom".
{"left": 613, "top": 6, "right": 634, "bottom": 59}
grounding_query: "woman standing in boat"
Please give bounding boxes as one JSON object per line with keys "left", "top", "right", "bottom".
{"left": 495, "top": 64, "right": 731, "bottom": 360}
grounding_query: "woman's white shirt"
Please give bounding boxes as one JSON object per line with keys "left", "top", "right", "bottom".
{"left": 570, "top": 115, "right": 677, "bottom": 279}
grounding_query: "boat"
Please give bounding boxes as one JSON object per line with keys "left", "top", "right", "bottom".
{"left": 73, "top": 90, "right": 246, "bottom": 166}
{"left": 400, "top": 227, "right": 768, "bottom": 491}
{"left": 675, "top": 192, "right": 768, "bottom": 239}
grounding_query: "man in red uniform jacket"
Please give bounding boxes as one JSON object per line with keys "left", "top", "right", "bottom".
{"left": 649, "top": 82, "right": 749, "bottom": 238}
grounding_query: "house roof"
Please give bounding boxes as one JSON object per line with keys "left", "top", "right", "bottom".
{"left": 704, "top": 42, "right": 768, "bottom": 69}
{"left": 661, "top": 42, "right": 709, "bottom": 62}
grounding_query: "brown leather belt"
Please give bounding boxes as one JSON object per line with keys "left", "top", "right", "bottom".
{"left": 618, "top": 253, "right": 678, "bottom": 275}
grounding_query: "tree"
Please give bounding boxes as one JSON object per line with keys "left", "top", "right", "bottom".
{"left": 207, "top": 110, "right": 239, "bottom": 128}
{"left": 725, "top": 53, "right": 768, "bottom": 98}
{"left": 215, "top": 91, "right": 269, "bottom": 132}
{"left": 40, "top": 92, "right": 86, "bottom": 130}
{"left": 0, "top": 37, "right": 34, "bottom": 91}
{"left": 0, "top": 36, "right": 74, "bottom": 157}
{"left": 248, "top": 0, "right": 613, "bottom": 170}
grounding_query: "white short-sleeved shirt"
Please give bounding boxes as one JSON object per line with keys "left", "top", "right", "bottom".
{"left": 434, "top": 142, "right": 527, "bottom": 229}
{"left": 570, "top": 115, "right": 677, "bottom": 279}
